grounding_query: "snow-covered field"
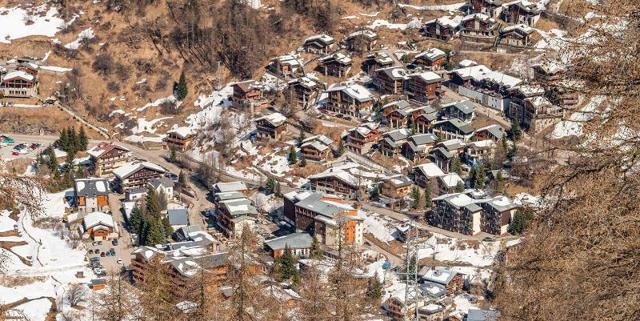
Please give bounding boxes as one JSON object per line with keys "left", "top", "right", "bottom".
{"left": 1, "top": 190, "right": 95, "bottom": 321}
{"left": 0, "top": 6, "right": 66, "bottom": 43}
{"left": 551, "top": 96, "right": 605, "bottom": 139}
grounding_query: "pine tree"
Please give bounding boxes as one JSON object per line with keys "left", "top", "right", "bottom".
{"left": 411, "top": 186, "right": 421, "bottom": 209}
{"left": 455, "top": 181, "right": 465, "bottom": 193}
{"left": 46, "top": 146, "right": 58, "bottom": 173}
{"left": 496, "top": 170, "right": 505, "bottom": 193}
{"left": 169, "top": 146, "right": 177, "bottom": 163}
{"left": 59, "top": 128, "right": 68, "bottom": 151}
{"left": 310, "top": 236, "right": 322, "bottom": 259}
{"left": 129, "top": 207, "right": 143, "bottom": 232}
{"left": 424, "top": 187, "right": 431, "bottom": 208}
{"left": 366, "top": 277, "right": 383, "bottom": 302}
{"left": 451, "top": 156, "right": 462, "bottom": 175}
{"left": 288, "top": 146, "right": 297, "bottom": 164}
{"left": 476, "top": 164, "right": 486, "bottom": 188}
{"left": 78, "top": 126, "right": 88, "bottom": 151}
{"left": 510, "top": 121, "right": 522, "bottom": 141}
{"left": 176, "top": 70, "right": 188, "bottom": 100}
{"left": 277, "top": 246, "right": 299, "bottom": 281}
{"left": 145, "top": 219, "right": 166, "bottom": 245}
{"left": 298, "top": 130, "right": 306, "bottom": 147}
{"left": 178, "top": 170, "right": 188, "bottom": 190}
{"left": 145, "top": 188, "right": 161, "bottom": 218}
{"left": 67, "top": 127, "right": 78, "bottom": 153}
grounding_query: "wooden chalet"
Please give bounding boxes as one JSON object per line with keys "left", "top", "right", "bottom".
{"left": 467, "top": 0, "right": 504, "bottom": 18}
{"left": 402, "top": 133, "right": 439, "bottom": 161}
{"left": 255, "top": 112, "right": 288, "bottom": 140}
{"left": 131, "top": 246, "right": 228, "bottom": 296}
{"left": 87, "top": 142, "right": 131, "bottom": 177}
{"left": 405, "top": 71, "right": 443, "bottom": 103}
{"left": 413, "top": 48, "right": 447, "bottom": 70}
{"left": 412, "top": 162, "right": 445, "bottom": 190}
{"left": 269, "top": 55, "right": 303, "bottom": 78}
{"left": 431, "top": 119, "right": 476, "bottom": 142}
{"left": 499, "top": 24, "right": 540, "bottom": 48}
{"left": 113, "top": 162, "right": 167, "bottom": 193}
{"left": 441, "top": 100, "right": 476, "bottom": 123}
{"left": 474, "top": 124, "right": 505, "bottom": 141}
{"left": 165, "top": 127, "right": 195, "bottom": 152}
{"left": 231, "top": 80, "right": 265, "bottom": 110}
{"left": 345, "top": 30, "right": 378, "bottom": 52}
{"left": 500, "top": 0, "right": 542, "bottom": 26}
{"left": 308, "top": 170, "right": 362, "bottom": 200}
{"left": 0, "top": 70, "right": 38, "bottom": 98}
{"left": 73, "top": 178, "right": 110, "bottom": 214}
{"left": 414, "top": 111, "right": 439, "bottom": 134}
{"left": 324, "top": 83, "right": 375, "bottom": 118}
{"left": 373, "top": 67, "right": 408, "bottom": 95}
{"left": 302, "top": 34, "right": 335, "bottom": 54}
{"left": 79, "top": 212, "right": 117, "bottom": 240}
{"left": 460, "top": 13, "right": 498, "bottom": 43}
{"left": 345, "top": 122, "right": 380, "bottom": 154}
{"left": 379, "top": 128, "right": 411, "bottom": 157}
{"left": 423, "top": 16, "right": 462, "bottom": 41}
{"left": 380, "top": 175, "right": 413, "bottom": 208}
{"left": 300, "top": 135, "right": 333, "bottom": 162}
{"left": 362, "top": 52, "right": 395, "bottom": 74}
{"left": 317, "top": 52, "right": 353, "bottom": 78}
{"left": 286, "top": 76, "right": 325, "bottom": 108}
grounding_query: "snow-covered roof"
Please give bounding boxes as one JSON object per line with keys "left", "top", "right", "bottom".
{"left": 256, "top": 112, "right": 288, "bottom": 127}
{"left": 347, "top": 29, "right": 378, "bottom": 40}
{"left": 462, "top": 13, "right": 492, "bottom": 22}
{"left": 414, "top": 162, "right": 445, "bottom": 178}
{"left": 458, "top": 59, "right": 477, "bottom": 68}
{"left": 83, "top": 212, "right": 115, "bottom": 229}
{"left": 415, "top": 48, "right": 446, "bottom": 61}
{"left": 420, "top": 267, "right": 458, "bottom": 286}
{"left": 501, "top": 23, "right": 536, "bottom": 34}
{"left": 87, "top": 142, "right": 129, "bottom": 158}
{"left": 213, "top": 181, "right": 248, "bottom": 193}
{"left": 468, "top": 139, "right": 496, "bottom": 150}
{"left": 74, "top": 178, "right": 109, "bottom": 197}
{"left": 264, "top": 232, "right": 313, "bottom": 251}
{"left": 411, "top": 71, "right": 443, "bottom": 83}
{"left": 319, "top": 52, "right": 352, "bottom": 65}
{"left": 304, "top": 34, "right": 335, "bottom": 45}
{"left": 452, "top": 64, "right": 522, "bottom": 88}
{"left": 309, "top": 169, "right": 359, "bottom": 187}
{"left": 274, "top": 54, "right": 302, "bottom": 66}
{"left": 113, "top": 161, "right": 166, "bottom": 179}
{"left": 438, "top": 173, "right": 465, "bottom": 189}
{"left": 2, "top": 70, "right": 35, "bottom": 82}
{"left": 426, "top": 15, "right": 463, "bottom": 29}
{"left": 169, "top": 126, "right": 194, "bottom": 138}
{"left": 326, "top": 83, "right": 374, "bottom": 103}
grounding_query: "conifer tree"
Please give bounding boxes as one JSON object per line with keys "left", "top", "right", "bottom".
{"left": 145, "top": 188, "right": 161, "bottom": 218}
{"left": 288, "top": 146, "right": 297, "bottom": 164}
{"left": 78, "top": 126, "right": 88, "bottom": 151}
{"left": 451, "top": 156, "right": 462, "bottom": 175}
{"left": 176, "top": 70, "right": 188, "bottom": 100}
{"left": 411, "top": 186, "right": 421, "bottom": 209}
{"left": 310, "top": 236, "right": 322, "bottom": 259}
{"left": 59, "top": 128, "right": 68, "bottom": 151}
{"left": 298, "top": 130, "right": 306, "bottom": 147}
{"left": 366, "top": 276, "right": 383, "bottom": 302}
{"left": 424, "top": 186, "right": 431, "bottom": 208}
{"left": 277, "top": 246, "right": 299, "bottom": 282}
{"left": 129, "top": 206, "right": 143, "bottom": 232}
{"left": 455, "top": 181, "right": 465, "bottom": 193}
{"left": 46, "top": 146, "right": 58, "bottom": 173}
{"left": 169, "top": 146, "right": 177, "bottom": 163}
{"left": 299, "top": 155, "right": 307, "bottom": 167}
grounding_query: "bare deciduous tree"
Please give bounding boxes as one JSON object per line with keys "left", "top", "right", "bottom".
{"left": 496, "top": 2, "right": 640, "bottom": 320}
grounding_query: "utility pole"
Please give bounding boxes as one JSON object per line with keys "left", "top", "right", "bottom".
{"left": 397, "top": 220, "right": 433, "bottom": 321}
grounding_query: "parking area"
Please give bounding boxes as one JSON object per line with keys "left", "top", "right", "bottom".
{"left": 0, "top": 135, "right": 44, "bottom": 160}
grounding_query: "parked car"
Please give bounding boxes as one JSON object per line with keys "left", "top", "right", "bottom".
{"left": 117, "top": 259, "right": 123, "bottom": 265}
{"left": 11, "top": 151, "right": 19, "bottom": 156}
{"left": 112, "top": 239, "right": 118, "bottom": 246}
{"left": 30, "top": 143, "right": 41, "bottom": 150}
{"left": 100, "top": 252, "right": 105, "bottom": 257}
